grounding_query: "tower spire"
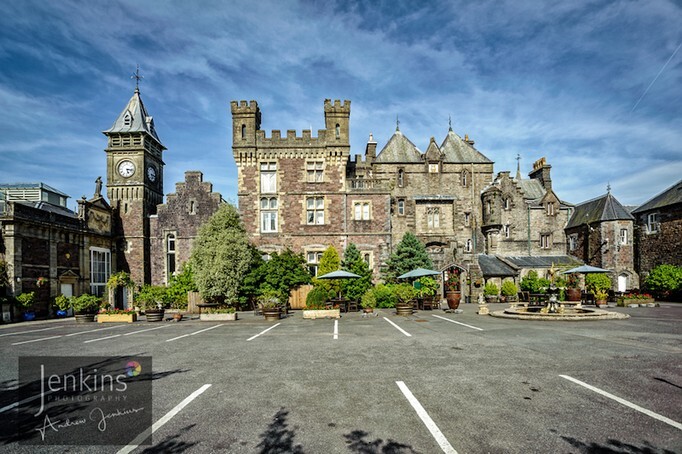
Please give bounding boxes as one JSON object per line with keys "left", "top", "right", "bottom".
{"left": 396, "top": 115, "right": 400, "bottom": 132}
{"left": 448, "top": 115, "right": 452, "bottom": 132}
{"left": 131, "top": 64, "right": 143, "bottom": 93}
{"left": 516, "top": 153, "right": 522, "bottom": 180}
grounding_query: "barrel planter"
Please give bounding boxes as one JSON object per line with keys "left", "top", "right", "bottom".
{"left": 395, "top": 302, "right": 413, "bottom": 316}
{"left": 75, "top": 312, "right": 96, "bottom": 323}
{"left": 445, "top": 291, "right": 461, "bottom": 310}
{"left": 262, "top": 308, "right": 281, "bottom": 321}
{"left": 145, "top": 309, "right": 165, "bottom": 322}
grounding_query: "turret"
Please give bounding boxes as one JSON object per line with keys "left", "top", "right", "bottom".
{"left": 230, "top": 100, "right": 261, "bottom": 150}
{"left": 323, "top": 99, "right": 351, "bottom": 144}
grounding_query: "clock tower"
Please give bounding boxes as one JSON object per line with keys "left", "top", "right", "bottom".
{"left": 103, "top": 86, "right": 165, "bottom": 286}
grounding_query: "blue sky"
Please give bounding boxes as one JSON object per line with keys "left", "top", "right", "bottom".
{"left": 1, "top": 0, "right": 680, "bottom": 210}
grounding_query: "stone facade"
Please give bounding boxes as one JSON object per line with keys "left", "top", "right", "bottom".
{"left": 632, "top": 180, "right": 682, "bottom": 278}
{"left": 150, "top": 171, "right": 224, "bottom": 285}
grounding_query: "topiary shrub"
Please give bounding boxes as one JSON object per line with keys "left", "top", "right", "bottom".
{"left": 483, "top": 282, "right": 499, "bottom": 296}
{"left": 305, "top": 286, "right": 329, "bottom": 309}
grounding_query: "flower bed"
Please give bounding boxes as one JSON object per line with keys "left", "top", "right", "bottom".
{"left": 98, "top": 312, "right": 137, "bottom": 323}
{"left": 618, "top": 293, "right": 655, "bottom": 307}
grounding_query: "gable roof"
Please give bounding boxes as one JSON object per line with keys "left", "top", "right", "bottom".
{"left": 375, "top": 130, "right": 422, "bottom": 163}
{"left": 566, "top": 192, "right": 634, "bottom": 229}
{"left": 440, "top": 130, "right": 492, "bottom": 163}
{"left": 632, "top": 179, "right": 682, "bottom": 214}
{"left": 103, "top": 89, "right": 163, "bottom": 146}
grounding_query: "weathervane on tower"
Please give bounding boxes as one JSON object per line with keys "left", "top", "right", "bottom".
{"left": 131, "top": 64, "right": 143, "bottom": 92}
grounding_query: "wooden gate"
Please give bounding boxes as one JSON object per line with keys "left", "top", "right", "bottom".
{"left": 289, "top": 285, "right": 313, "bottom": 309}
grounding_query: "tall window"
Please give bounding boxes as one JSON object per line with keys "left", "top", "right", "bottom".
{"left": 465, "top": 239, "right": 472, "bottom": 252}
{"left": 647, "top": 213, "right": 659, "bottom": 233}
{"left": 241, "top": 124, "right": 246, "bottom": 139}
{"left": 427, "top": 207, "right": 440, "bottom": 228}
{"left": 398, "top": 169, "right": 405, "bottom": 187}
{"left": 260, "top": 197, "right": 278, "bottom": 232}
{"left": 540, "top": 234, "right": 551, "bottom": 249}
{"left": 335, "top": 124, "right": 340, "bottom": 139}
{"left": 546, "top": 202, "right": 555, "bottom": 216}
{"left": 397, "top": 199, "right": 405, "bottom": 216}
{"left": 354, "top": 202, "right": 370, "bottom": 220}
{"left": 166, "top": 233, "right": 176, "bottom": 278}
{"left": 461, "top": 170, "right": 468, "bottom": 187}
{"left": 260, "top": 162, "right": 277, "bottom": 193}
{"left": 620, "top": 228, "right": 628, "bottom": 245}
{"left": 568, "top": 234, "right": 577, "bottom": 251}
{"left": 464, "top": 212, "right": 470, "bottom": 226}
{"left": 503, "top": 198, "right": 510, "bottom": 210}
{"left": 306, "top": 197, "right": 324, "bottom": 224}
{"left": 90, "top": 247, "right": 111, "bottom": 297}
{"left": 306, "top": 161, "right": 324, "bottom": 183}
{"left": 307, "top": 251, "right": 323, "bottom": 276}
{"left": 503, "top": 224, "right": 510, "bottom": 238}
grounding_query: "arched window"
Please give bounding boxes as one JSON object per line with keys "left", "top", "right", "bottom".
{"left": 166, "top": 233, "right": 176, "bottom": 279}
{"left": 335, "top": 123, "right": 340, "bottom": 139}
{"left": 461, "top": 170, "right": 468, "bottom": 187}
{"left": 241, "top": 124, "right": 246, "bottom": 139}
{"left": 398, "top": 169, "right": 404, "bottom": 187}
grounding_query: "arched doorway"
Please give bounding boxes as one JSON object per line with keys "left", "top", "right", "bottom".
{"left": 441, "top": 263, "right": 467, "bottom": 309}
{"left": 618, "top": 273, "right": 628, "bottom": 292}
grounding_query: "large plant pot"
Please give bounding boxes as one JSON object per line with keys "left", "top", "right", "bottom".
{"left": 22, "top": 311, "right": 36, "bottom": 321}
{"left": 145, "top": 309, "right": 165, "bottom": 322}
{"left": 445, "top": 291, "right": 461, "bottom": 310}
{"left": 75, "top": 313, "right": 96, "bottom": 323}
{"left": 262, "top": 308, "right": 281, "bottom": 321}
{"left": 98, "top": 313, "right": 137, "bottom": 323}
{"left": 566, "top": 288, "right": 581, "bottom": 302}
{"left": 395, "top": 303, "right": 413, "bottom": 316}
{"left": 200, "top": 312, "right": 237, "bottom": 321}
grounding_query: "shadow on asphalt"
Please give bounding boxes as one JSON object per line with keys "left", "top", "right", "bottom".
{"left": 256, "top": 407, "right": 304, "bottom": 453}
{"left": 562, "top": 435, "right": 677, "bottom": 453}
{"left": 344, "top": 429, "right": 421, "bottom": 453}
{"left": 141, "top": 423, "right": 197, "bottom": 453}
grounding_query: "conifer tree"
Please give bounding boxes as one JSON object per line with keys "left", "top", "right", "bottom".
{"left": 382, "top": 232, "right": 433, "bottom": 283}
{"left": 341, "top": 243, "right": 373, "bottom": 301}
{"left": 314, "top": 245, "right": 341, "bottom": 296}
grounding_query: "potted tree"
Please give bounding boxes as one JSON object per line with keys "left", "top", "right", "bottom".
{"left": 586, "top": 274, "right": 611, "bottom": 307}
{"left": 360, "top": 288, "right": 377, "bottom": 314}
{"left": 500, "top": 281, "right": 518, "bottom": 303}
{"left": 16, "top": 292, "right": 36, "bottom": 321}
{"left": 258, "top": 290, "right": 282, "bottom": 321}
{"left": 53, "top": 294, "right": 70, "bottom": 318}
{"left": 394, "top": 283, "right": 417, "bottom": 316}
{"left": 483, "top": 282, "right": 499, "bottom": 304}
{"left": 445, "top": 267, "right": 462, "bottom": 309}
{"left": 565, "top": 273, "right": 581, "bottom": 302}
{"left": 417, "top": 276, "right": 439, "bottom": 309}
{"left": 594, "top": 290, "right": 609, "bottom": 307}
{"left": 136, "top": 285, "right": 167, "bottom": 322}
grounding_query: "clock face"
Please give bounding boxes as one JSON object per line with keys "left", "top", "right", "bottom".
{"left": 117, "top": 160, "right": 135, "bottom": 178}
{"left": 147, "top": 165, "right": 157, "bottom": 182}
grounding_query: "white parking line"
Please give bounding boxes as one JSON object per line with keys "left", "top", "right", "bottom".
{"left": 12, "top": 335, "right": 63, "bottom": 346}
{"left": 166, "top": 324, "right": 224, "bottom": 342}
{"left": 383, "top": 317, "right": 412, "bottom": 337}
{"left": 83, "top": 334, "right": 122, "bottom": 344}
{"left": 247, "top": 323, "right": 281, "bottom": 341}
{"left": 117, "top": 384, "right": 212, "bottom": 454}
{"left": 122, "top": 325, "right": 171, "bottom": 336}
{"left": 432, "top": 314, "right": 484, "bottom": 331}
{"left": 64, "top": 325, "right": 125, "bottom": 337}
{"left": 0, "top": 326, "right": 60, "bottom": 337}
{"left": 0, "top": 390, "right": 53, "bottom": 414}
{"left": 560, "top": 375, "right": 682, "bottom": 431}
{"left": 333, "top": 320, "right": 339, "bottom": 340}
{"left": 396, "top": 381, "right": 458, "bottom": 454}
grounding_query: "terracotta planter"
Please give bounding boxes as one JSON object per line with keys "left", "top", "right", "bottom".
{"left": 566, "top": 288, "right": 581, "bottom": 302}
{"left": 173, "top": 313, "right": 183, "bottom": 321}
{"left": 362, "top": 307, "right": 374, "bottom": 314}
{"left": 98, "top": 313, "right": 137, "bottom": 323}
{"left": 445, "top": 291, "right": 461, "bottom": 310}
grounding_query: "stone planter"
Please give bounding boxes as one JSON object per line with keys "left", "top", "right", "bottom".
{"left": 200, "top": 312, "right": 238, "bottom": 321}
{"left": 98, "top": 313, "right": 137, "bottom": 323}
{"left": 395, "top": 303, "right": 413, "bottom": 316}
{"left": 302, "top": 309, "right": 341, "bottom": 319}
{"left": 74, "top": 313, "right": 96, "bottom": 323}
{"left": 485, "top": 295, "right": 499, "bottom": 304}
{"left": 145, "top": 309, "right": 165, "bottom": 322}
{"left": 619, "top": 298, "right": 655, "bottom": 307}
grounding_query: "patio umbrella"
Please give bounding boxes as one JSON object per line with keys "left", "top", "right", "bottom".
{"left": 561, "top": 265, "right": 611, "bottom": 274}
{"left": 397, "top": 268, "right": 441, "bottom": 279}
{"left": 316, "top": 270, "right": 361, "bottom": 279}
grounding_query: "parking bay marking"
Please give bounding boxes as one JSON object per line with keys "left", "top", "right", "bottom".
{"left": 333, "top": 320, "right": 339, "bottom": 340}
{"left": 432, "top": 314, "right": 484, "bottom": 331}
{"left": 11, "top": 325, "right": 126, "bottom": 345}
{"left": 560, "top": 375, "right": 682, "bottom": 431}
{"left": 117, "top": 384, "right": 212, "bottom": 454}
{"left": 0, "top": 326, "right": 60, "bottom": 338}
{"left": 396, "top": 381, "right": 458, "bottom": 454}
{"left": 84, "top": 324, "right": 172, "bottom": 344}
{"left": 383, "top": 317, "right": 412, "bottom": 337}
{"left": 247, "top": 323, "right": 281, "bottom": 341}
{"left": 166, "top": 324, "right": 224, "bottom": 342}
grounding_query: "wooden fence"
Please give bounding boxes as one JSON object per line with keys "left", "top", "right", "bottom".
{"left": 289, "top": 285, "right": 313, "bottom": 309}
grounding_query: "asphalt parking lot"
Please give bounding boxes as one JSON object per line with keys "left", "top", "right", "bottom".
{"left": 0, "top": 303, "right": 680, "bottom": 453}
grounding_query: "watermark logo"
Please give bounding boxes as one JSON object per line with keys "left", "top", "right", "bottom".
{"left": 14, "top": 356, "right": 152, "bottom": 446}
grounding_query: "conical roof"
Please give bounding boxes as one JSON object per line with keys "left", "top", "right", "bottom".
{"left": 375, "top": 130, "right": 422, "bottom": 163}
{"left": 440, "top": 130, "right": 492, "bottom": 163}
{"left": 103, "top": 89, "right": 163, "bottom": 146}
{"left": 566, "top": 192, "right": 634, "bottom": 229}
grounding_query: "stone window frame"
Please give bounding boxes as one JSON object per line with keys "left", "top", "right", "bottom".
{"left": 461, "top": 170, "right": 469, "bottom": 187}
{"left": 397, "top": 168, "right": 405, "bottom": 188}
{"left": 306, "top": 160, "right": 325, "bottom": 183}
{"left": 503, "top": 224, "right": 510, "bottom": 238}
{"left": 546, "top": 202, "right": 555, "bottom": 216}
{"left": 89, "top": 247, "right": 111, "bottom": 297}
{"left": 353, "top": 200, "right": 371, "bottom": 221}
{"left": 306, "top": 196, "right": 325, "bottom": 225}
{"left": 465, "top": 239, "right": 472, "bottom": 252}
{"left": 166, "top": 232, "right": 177, "bottom": 281}
{"left": 361, "top": 251, "right": 373, "bottom": 270}
{"left": 619, "top": 228, "right": 628, "bottom": 245}
{"left": 646, "top": 212, "right": 659, "bottom": 234}
{"left": 503, "top": 197, "right": 511, "bottom": 211}
{"left": 306, "top": 250, "right": 324, "bottom": 276}
{"left": 397, "top": 199, "right": 405, "bottom": 216}
{"left": 540, "top": 233, "right": 551, "bottom": 249}
{"left": 568, "top": 234, "right": 577, "bottom": 251}
{"left": 189, "top": 199, "right": 197, "bottom": 215}
{"left": 464, "top": 212, "right": 471, "bottom": 226}
{"left": 428, "top": 163, "right": 440, "bottom": 174}
{"left": 260, "top": 197, "right": 278, "bottom": 233}
{"left": 427, "top": 207, "right": 440, "bottom": 228}
{"left": 260, "top": 161, "right": 277, "bottom": 194}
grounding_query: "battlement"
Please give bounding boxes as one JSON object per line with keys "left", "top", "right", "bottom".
{"left": 230, "top": 100, "right": 260, "bottom": 114}
{"left": 324, "top": 99, "right": 351, "bottom": 113}
{"left": 255, "top": 129, "right": 328, "bottom": 145}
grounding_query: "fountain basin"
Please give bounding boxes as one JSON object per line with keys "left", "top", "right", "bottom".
{"left": 491, "top": 306, "right": 629, "bottom": 321}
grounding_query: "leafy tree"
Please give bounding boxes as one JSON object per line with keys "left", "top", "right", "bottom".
{"left": 258, "top": 249, "right": 311, "bottom": 303}
{"left": 191, "top": 203, "right": 252, "bottom": 304}
{"left": 166, "top": 264, "right": 197, "bottom": 309}
{"left": 314, "top": 245, "right": 341, "bottom": 296}
{"left": 382, "top": 232, "right": 433, "bottom": 283}
{"left": 520, "top": 270, "right": 550, "bottom": 293}
{"left": 644, "top": 264, "right": 682, "bottom": 298}
{"left": 341, "top": 243, "right": 373, "bottom": 302}
{"left": 238, "top": 244, "right": 267, "bottom": 307}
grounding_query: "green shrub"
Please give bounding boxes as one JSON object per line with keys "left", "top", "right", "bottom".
{"left": 374, "top": 284, "right": 397, "bottom": 308}
{"left": 483, "top": 282, "right": 499, "bottom": 296}
{"left": 417, "top": 276, "right": 439, "bottom": 297}
{"left": 360, "top": 289, "right": 377, "bottom": 309}
{"left": 644, "top": 264, "right": 682, "bottom": 298}
{"left": 520, "top": 271, "right": 550, "bottom": 293}
{"left": 305, "top": 286, "right": 329, "bottom": 309}
{"left": 585, "top": 274, "right": 611, "bottom": 293}
{"left": 393, "top": 283, "right": 417, "bottom": 304}
{"left": 135, "top": 285, "right": 168, "bottom": 310}
{"left": 71, "top": 294, "right": 102, "bottom": 313}
{"left": 16, "top": 292, "right": 35, "bottom": 309}
{"left": 500, "top": 281, "right": 517, "bottom": 297}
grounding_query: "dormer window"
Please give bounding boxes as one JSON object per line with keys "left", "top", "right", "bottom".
{"left": 123, "top": 112, "right": 132, "bottom": 127}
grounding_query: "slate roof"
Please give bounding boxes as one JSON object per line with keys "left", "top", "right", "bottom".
{"left": 375, "top": 130, "right": 422, "bottom": 162}
{"left": 478, "top": 255, "right": 518, "bottom": 277}
{"left": 440, "top": 130, "right": 493, "bottom": 163}
{"left": 103, "top": 89, "right": 163, "bottom": 145}
{"left": 632, "top": 179, "right": 682, "bottom": 214}
{"left": 566, "top": 192, "right": 634, "bottom": 229}
{"left": 502, "top": 255, "right": 581, "bottom": 268}
{"left": 0, "top": 182, "right": 70, "bottom": 198}
{"left": 514, "top": 179, "right": 546, "bottom": 201}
